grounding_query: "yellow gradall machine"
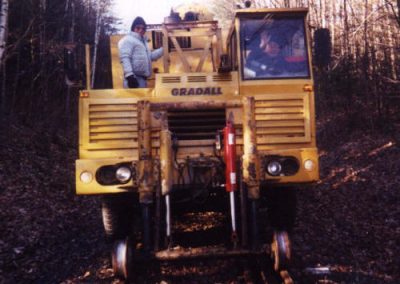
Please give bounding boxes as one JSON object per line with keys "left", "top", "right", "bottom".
{"left": 76, "top": 7, "right": 319, "bottom": 280}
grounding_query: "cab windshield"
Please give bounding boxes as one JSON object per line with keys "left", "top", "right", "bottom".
{"left": 241, "top": 15, "right": 310, "bottom": 80}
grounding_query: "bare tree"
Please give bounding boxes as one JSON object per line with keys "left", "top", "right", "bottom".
{"left": 39, "top": 0, "right": 48, "bottom": 109}
{"left": 91, "top": 0, "right": 102, "bottom": 89}
{"left": 0, "top": 0, "right": 8, "bottom": 66}
{"left": 385, "top": 0, "right": 400, "bottom": 27}
{"left": 0, "top": 0, "right": 8, "bottom": 115}
{"left": 1, "top": 0, "right": 398, "bottom": 124}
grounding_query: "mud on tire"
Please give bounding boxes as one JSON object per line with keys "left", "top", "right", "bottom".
{"left": 101, "top": 193, "right": 138, "bottom": 242}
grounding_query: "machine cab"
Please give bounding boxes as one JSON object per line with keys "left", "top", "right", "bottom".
{"left": 226, "top": 8, "right": 311, "bottom": 82}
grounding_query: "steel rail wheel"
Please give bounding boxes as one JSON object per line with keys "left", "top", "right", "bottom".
{"left": 271, "top": 231, "right": 291, "bottom": 271}
{"left": 112, "top": 238, "right": 133, "bottom": 280}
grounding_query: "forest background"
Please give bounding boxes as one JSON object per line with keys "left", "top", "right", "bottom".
{"left": 0, "top": 0, "right": 399, "bottom": 124}
{"left": 0, "top": 0, "right": 399, "bottom": 283}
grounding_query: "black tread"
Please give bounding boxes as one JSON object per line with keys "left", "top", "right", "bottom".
{"left": 264, "top": 187, "right": 297, "bottom": 233}
{"left": 101, "top": 193, "right": 138, "bottom": 241}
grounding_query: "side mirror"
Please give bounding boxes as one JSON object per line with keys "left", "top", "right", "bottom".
{"left": 218, "top": 54, "right": 231, "bottom": 73}
{"left": 314, "top": 28, "right": 331, "bottom": 68}
{"left": 64, "top": 43, "right": 80, "bottom": 85}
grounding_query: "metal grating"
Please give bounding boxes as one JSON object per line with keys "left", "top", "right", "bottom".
{"left": 255, "top": 96, "right": 309, "bottom": 144}
{"left": 187, "top": 76, "right": 207, "bottom": 83}
{"left": 162, "top": 76, "right": 181, "bottom": 83}
{"left": 88, "top": 103, "right": 138, "bottom": 145}
{"left": 168, "top": 109, "right": 226, "bottom": 140}
{"left": 212, "top": 74, "right": 232, "bottom": 82}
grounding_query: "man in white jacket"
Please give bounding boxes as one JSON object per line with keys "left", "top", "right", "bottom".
{"left": 118, "top": 17, "right": 164, "bottom": 88}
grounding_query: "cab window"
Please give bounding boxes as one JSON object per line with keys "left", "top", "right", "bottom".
{"left": 240, "top": 15, "right": 310, "bottom": 80}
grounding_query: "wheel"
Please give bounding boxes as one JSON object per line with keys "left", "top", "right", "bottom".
{"left": 112, "top": 238, "right": 133, "bottom": 280}
{"left": 271, "top": 230, "right": 291, "bottom": 271}
{"left": 101, "top": 193, "right": 138, "bottom": 241}
{"left": 265, "top": 187, "right": 297, "bottom": 232}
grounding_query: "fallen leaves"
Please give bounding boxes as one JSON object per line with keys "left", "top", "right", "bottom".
{"left": 0, "top": 117, "right": 399, "bottom": 283}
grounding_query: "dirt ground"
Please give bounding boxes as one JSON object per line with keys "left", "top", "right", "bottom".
{"left": 0, "top": 116, "right": 399, "bottom": 283}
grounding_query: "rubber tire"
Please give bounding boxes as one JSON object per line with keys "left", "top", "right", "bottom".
{"left": 101, "top": 193, "right": 138, "bottom": 242}
{"left": 265, "top": 187, "right": 297, "bottom": 233}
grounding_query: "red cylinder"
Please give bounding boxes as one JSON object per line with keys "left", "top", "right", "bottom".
{"left": 224, "top": 122, "right": 237, "bottom": 192}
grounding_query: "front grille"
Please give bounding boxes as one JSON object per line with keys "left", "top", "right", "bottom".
{"left": 255, "top": 95, "right": 310, "bottom": 145}
{"left": 168, "top": 109, "right": 226, "bottom": 140}
{"left": 88, "top": 103, "right": 138, "bottom": 146}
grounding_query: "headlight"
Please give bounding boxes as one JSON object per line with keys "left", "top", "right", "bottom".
{"left": 96, "top": 163, "right": 135, "bottom": 185}
{"left": 304, "top": 159, "right": 315, "bottom": 171}
{"left": 80, "top": 171, "right": 93, "bottom": 184}
{"left": 267, "top": 161, "right": 282, "bottom": 176}
{"left": 263, "top": 156, "right": 300, "bottom": 177}
{"left": 282, "top": 158, "right": 300, "bottom": 175}
{"left": 115, "top": 166, "right": 132, "bottom": 183}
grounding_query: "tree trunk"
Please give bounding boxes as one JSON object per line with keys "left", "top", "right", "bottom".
{"left": 330, "top": 1, "right": 337, "bottom": 51}
{"left": 363, "top": 0, "right": 370, "bottom": 102}
{"left": 0, "top": 0, "right": 8, "bottom": 66}
{"left": 384, "top": 4, "right": 398, "bottom": 80}
{"left": 370, "top": 3, "right": 379, "bottom": 119}
{"left": 91, "top": 1, "right": 101, "bottom": 89}
{"left": 39, "top": 0, "right": 48, "bottom": 117}
{"left": 320, "top": 0, "right": 326, "bottom": 28}
{"left": 65, "top": 0, "right": 75, "bottom": 116}
{"left": 0, "top": 0, "right": 8, "bottom": 115}
{"left": 344, "top": 0, "right": 350, "bottom": 56}
{"left": 11, "top": 46, "right": 20, "bottom": 114}
{"left": 1, "top": 60, "right": 5, "bottom": 115}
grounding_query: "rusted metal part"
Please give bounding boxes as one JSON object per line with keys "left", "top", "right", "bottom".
{"left": 160, "top": 112, "right": 173, "bottom": 244}
{"left": 159, "top": 111, "right": 168, "bottom": 132}
{"left": 250, "top": 200, "right": 260, "bottom": 249}
{"left": 151, "top": 100, "right": 242, "bottom": 111}
{"left": 280, "top": 270, "right": 294, "bottom": 284}
{"left": 242, "top": 96, "right": 260, "bottom": 200}
{"left": 170, "top": 36, "right": 192, "bottom": 72}
{"left": 129, "top": 161, "right": 138, "bottom": 188}
{"left": 155, "top": 245, "right": 265, "bottom": 261}
{"left": 137, "top": 163, "right": 153, "bottom": 204}
{"left": 239, "top": 170, "right": 248, "bottom": 247}
{"left": 153, "top": 159, "right": 161, "bottom": 251}
{"left": 147, "top": 21, "right": 219, "bottom": 33}
{"left": 152, "top": 159, "right": 161, "bottom": 193}
{"left": 162, "top": 24, "right": 170, "bottom": 73}
{"left": 138, "top": 100, "right": 153, "bottom": 204}
{"left": 163, "top": 20, "right": 218, "bottom": 30}
{"left": 161, "top": 20, "right": 220, "bottom": 73}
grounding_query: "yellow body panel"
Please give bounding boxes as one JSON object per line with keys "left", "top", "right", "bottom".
{"left": 76, "top": 158, "right": 136, "bottom": 195}
{"left": 76, "top": 9, "right": 319, "bottom": 195}
{"left": 262, "top": 147, "right": 319, "bottom": 182}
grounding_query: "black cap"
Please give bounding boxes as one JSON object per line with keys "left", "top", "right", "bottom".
{"left": 131, "top": 17, "right": 146, "bottom": 31}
